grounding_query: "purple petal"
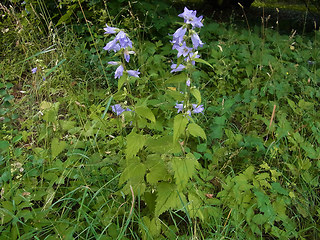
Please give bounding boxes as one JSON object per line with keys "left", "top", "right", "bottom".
{"left": 108, "top": 61, "right": 119, "bottom": 65}
{"left": 115, "top": 65, "right": 124, "bottom": 79}
{"left": 175, "top": 102, "right": 184, "bottom": 113}
{"left": 104, "top": 24, "right": 119, "bottom": 34}
{"left": 111, "top": 104, "right": 125, "bottom": 116}
{"left": 170, "top": 64, "right": 185, "bottom": 73}
{"left": 127, "top": 70, "right": 140, "bottom": 78}
{"left": 31, "top": 67, "right": 37, "bottom": 74}
{"left": 192, "top": 104, "right": 204, "bottom": 114}
{"left": 191, "top": 32, "right": 204, "bottom": 49}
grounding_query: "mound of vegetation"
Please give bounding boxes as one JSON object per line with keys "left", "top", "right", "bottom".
{"left": 0, "top": 0, "right": 319, "bottom": 239}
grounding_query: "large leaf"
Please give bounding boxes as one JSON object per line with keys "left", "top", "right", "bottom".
{"left": 51, "top": 138, "right": 67, "bottom": 160}
{"left": 135, "top": 105, "right": 156, "bottom": 123}
{"left": 173, "top": 114, "right": 188, "bottom": 143}
{"left": 165, "top": 72, "right": 187, "bottom": 84}
{"left": 171, "top": 153, "right": 199, "bottom": 190}
{"left": 146, "top": 135, "right": 181, "bottom": 154}
{"left": 125, "top": 130, "right": 146, "bottom": 159}
{"left": 190, "top": 88, "right": 201, "bottom": 104}
{"left": 187, "top": 123, "right": 206, "bottom": 140}
{"left": 145, "top": 154, "right": 170, "bottom": 184}
{"left": 155, "top": 182, "right": 186, "bottom": 217}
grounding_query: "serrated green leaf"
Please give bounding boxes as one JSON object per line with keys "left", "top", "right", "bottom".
{"left": 187, "top": 192, "right": 204, "bottom": 220}
{"left": 125, "top": 130, "right": 146, "bottom": 158}
{"left": 155, "top": 182, "right": 186, "bottom": 217}
{"left": 119, "top": 157, "right": 146, "bottom": 185}
{"left": 187, "top": 123, "right": 206, "bottom": 140}
{"left": 145, "top": 155, "right": 170, "bottom": 184}
{"left": 172, "top": 153, "right": 199, "bottom": 190}
{"left": 51, "top": 138, "right": 67, "bottom": 160}
{"left": 190, "top": 88, "right": 201, "bottom": 104}
{"left": 136, "top": 106, "right": 155, "bottom": 123}
{"left": 146, "top": 135, "right": 181, "bottom": 154}
{"left": 271, "top": 182, "right": 288, "bottom": 196}
{"left": 173, "top": 114, "right": 188, "bottom": 143}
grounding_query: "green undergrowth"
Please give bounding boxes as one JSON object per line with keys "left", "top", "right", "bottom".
{"left": 1, "top": 1, "right": 320, "bottom": 239}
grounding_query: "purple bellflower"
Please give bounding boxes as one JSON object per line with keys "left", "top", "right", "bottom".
{"left": 175, "top": 102, "right": 184, "bottom": 113}
{"left": 124, "top": 49, "right": 135, "bottom": 63}
{"left": 103, "top": 39, "right": 120, "bottom": 52}
{"left": 115, "top": 65, "right": 124, "bottom": 79}
{"left": 116, "top": 31, "right": 133, "bottom": 49}
{"left": 127, "top": 70, "right": 140, "bottom": 78}
{"left": 176, "top": 42, "right": 193, "bottom": 58}
{"left": 170, "top": 64, "right": 185, "bottom": 73}
{"left": 191, "top": 32, "right": 204, "bottom": 49}
{"left": 31, "top": 67, "right": 37, "bottom": 74}
{"left": 108, "top": 61, "right": 120, "bottom": 65}
{"left": 178, "top": 7, "right": 203, "bottom": 29}
{"left": 104, "top": 24, "right": 119, "bottom": 34}
{"left": 173, "top": 27, "right": 187, "bottom": 44}
{"left": 111, "top": 104, "right": 126, "bottom": 116}
{"left": 186, "top": 78, "right": 191, "bottom": 86}
{"left": 192, "top": 104, "right": 204, "bottom": 114}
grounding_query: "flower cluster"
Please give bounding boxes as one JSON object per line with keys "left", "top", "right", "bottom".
{"left": 111, "top": 104, "right": 132, "bottom": 116}
{"left": 170, "top": 7, "right": 204, "bottom": 73}
{"left": 103, "top": 24, "right": 140, "bottom": 79}
{"left": 175, "top": 101, "right": 204, "bottom": 116}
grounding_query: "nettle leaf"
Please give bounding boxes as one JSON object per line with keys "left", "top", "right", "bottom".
{"left": 146, "top": 135, "right": 181, "bottom": 154}
{"left": 190, "top": 88, "right": 201, "bottom": 105}
{"left": 135, "top": 105, "right": 156, "bottom": 123}
{"left": 171, "top": 153, "right": 199, "bottom": 190}
{"left": 187, "top": 123, "right": 206, "bottom": 140}
{"left": 141, "top": 216, "right": 161, "bottom": 239}
{"left": 126, "top": 130, "right": 146, "bottom": 159}
{"left": 145, "top": 154, "right": 171, "bottom": 184}
{"left": 155, "top": 182, "right": 186, "bottom": 217}
{"left": 119, "top": 157, "right": 146, "bottom": 194}
{"left": 187, "top": 192, "right": 204, "bottom": 220}
{"left": 51, "top": 138, "right": 67, "bottom": 160}
{"left": 173, "top": 114, "right": 188, "bottom": 143}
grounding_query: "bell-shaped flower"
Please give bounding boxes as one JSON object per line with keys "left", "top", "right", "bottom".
{"left": 115, "top": 31, "right": 133, "bottom": 49}
{"left": 104, "top": 24, "right": 119, "bottom": 34}
{"left": 115, "top": 65, "right": 124, "bottom": 79}
{"left": 170, "top": 64, "right": 185, "bottom": 73}
{"left": 173, "top": 27, "right": 187, "bottom": 44}
{"left": 178, "top": 7, "right": 203, "bottom": 29}
{"left": 176, "top": 42, "right": 193, "bottom": 58}
{"left": 31, "top": 67, "right": 37, "bottom": 74}
{"left": 186, "top": 78, "right": 191, "bottom": 86}
{"left": 124, "top": 49, "right": 135, "bottom": 63}
{"left": 175, "top": 102, "right": 184, "bottom": 113}
{"left": 108, "top": 61, "right": 120, "bottom": 65}
{"left": 192, "top": 104, "right": 204, "bottom": 114}
{"left": 111, "top": 104, "right": 126, "bottom": 116}
{"left": 103, "top": 39, "right": 120, "bottom": 52}
{"left": 191, "top": 32, "right": 204, "bottom": 49}
{"left": 127, "top": 70, "right": 140, "bottom": 78}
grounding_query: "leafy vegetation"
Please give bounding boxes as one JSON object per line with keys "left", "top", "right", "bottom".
{"left": 0, "top": 0, "right": 319, "bottom": 239}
